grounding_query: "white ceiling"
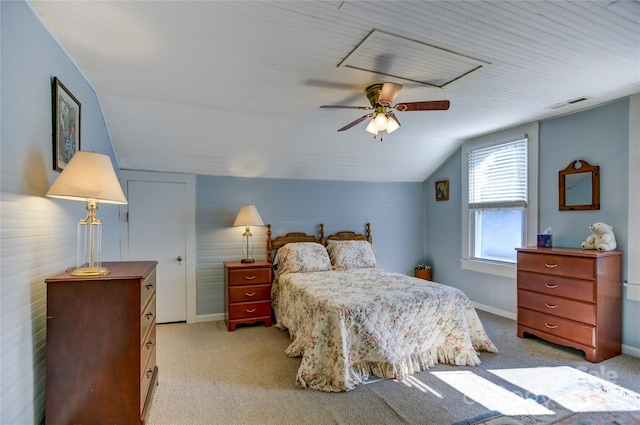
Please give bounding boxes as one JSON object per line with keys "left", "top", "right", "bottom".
{"left": 31, "top": 1, "right": 640, "bottom": 182}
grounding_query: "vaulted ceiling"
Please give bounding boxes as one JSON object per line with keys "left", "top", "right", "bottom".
{"left": 31, "top": 1, "right": 640, "bottom": 182}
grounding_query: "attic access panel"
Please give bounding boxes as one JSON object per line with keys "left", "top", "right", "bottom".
{"left": 339, "top": 30, "right": 490, "bottom": 88}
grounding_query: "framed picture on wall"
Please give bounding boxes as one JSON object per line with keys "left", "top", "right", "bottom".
{"left": 52, "top": 77, "right": 81, "bottom": 171}
{"left": 435, "top": 179, "right": 449, "bottom": 201}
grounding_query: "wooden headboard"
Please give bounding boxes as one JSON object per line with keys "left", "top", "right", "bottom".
{"left": 266, "top": 223, "right": 373, "bottom": 263}
{"left": 326, "top": 223, "right": 372, "bottom": 244}
{"left": 266, "top": 224, "right": 326, "bottom": 263}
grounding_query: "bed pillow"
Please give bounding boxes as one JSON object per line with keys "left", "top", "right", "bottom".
{"left": 326, "top": 240, "right": 377, "bottom": 270}
{"left": 273, "top": 242, "right": 331, "bottom": 278}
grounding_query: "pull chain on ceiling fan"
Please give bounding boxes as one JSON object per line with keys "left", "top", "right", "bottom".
{"left": 320, "top": 82, "right": 450, "bottom": 140}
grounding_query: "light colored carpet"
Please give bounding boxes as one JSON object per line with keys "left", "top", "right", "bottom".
{"left": 448, "top": 366, "right": 640, "bottom": 424}
{"left": 146, "top": 311, "right": 640, "bottom": 425}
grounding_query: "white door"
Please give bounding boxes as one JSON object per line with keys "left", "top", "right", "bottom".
{"left": 127, "top": 180, "right": 187, "bottom": 323}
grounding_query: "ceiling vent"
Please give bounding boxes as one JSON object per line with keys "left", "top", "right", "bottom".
{"left": 338, "top": 30, "right": 490, "bottom": 88}
{"left": 549, "top": 97, "right": 589, "bottom": 109}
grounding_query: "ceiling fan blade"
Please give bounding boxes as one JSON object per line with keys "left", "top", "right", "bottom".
{"left": 320, "top": 105, "right": 373, "bottom": 110}
{"left": 337, "top": 113, "right": 373, "bottom": 132}
{"left": 394, "top": 100, "right": 450, "bottom": 112}
{"left": 377, "top": 82, "right": 403, "bottom": 106}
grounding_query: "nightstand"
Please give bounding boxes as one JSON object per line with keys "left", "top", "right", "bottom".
{"left": 224, "top": 261, "right": 273, "bottom": 331}
{"left": 414, "top": 268, "right": 432, "bottom": 281}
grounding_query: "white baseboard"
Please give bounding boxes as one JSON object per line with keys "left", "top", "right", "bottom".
{"left": 622, "top": 344, "right": 640, "bottom": 359}
{"left": 197, "top": 313, "right": 224, "bottom": 323}
{"left": 472, "top": 301, "right": 517, "bottom": 321}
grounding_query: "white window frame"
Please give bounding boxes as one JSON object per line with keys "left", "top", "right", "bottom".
{"left": 461, "top": 122, "right": 539, "bottom": 278}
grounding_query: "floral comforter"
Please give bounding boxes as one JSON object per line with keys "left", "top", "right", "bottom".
{"left": 272, "top": 267, "right": 497, "bottom": 392}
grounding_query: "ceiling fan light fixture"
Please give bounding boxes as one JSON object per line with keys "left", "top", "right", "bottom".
{"left": 320, "top": 81, "right": 449, "bottom": 136}
{"left": 374, "top": 112, "right": 387, "bottom": 131}
{"left": 386, "top": 116, "right": 400, "bottom": 133}
{"left": 365, "top": 119, "right": 379, "bottom": 135}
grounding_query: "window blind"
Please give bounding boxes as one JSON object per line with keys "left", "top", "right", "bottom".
{"left": 468, "top": 138, "right": 528, "bottom": 209}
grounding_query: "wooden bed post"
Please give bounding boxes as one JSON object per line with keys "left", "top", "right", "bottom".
{"left": 266, "top": 224, "right": 272, "bottom": 263}
{"left": 320, "top": 223, "right": 326, "bottom": 246}
{"left": 366, "top": 223, "right": 372, "bottom": 244}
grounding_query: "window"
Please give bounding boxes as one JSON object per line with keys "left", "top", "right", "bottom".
{"left": 461, "top": 123, "right": 538, "bottom": 277}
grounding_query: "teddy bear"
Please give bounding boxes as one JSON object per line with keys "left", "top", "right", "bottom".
{"left": 581, "top": 222, "right": 617, "bottom": 252}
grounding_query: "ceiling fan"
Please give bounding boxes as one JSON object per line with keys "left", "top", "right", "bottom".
{"left": 320, "top": 82, "right": 450, "bottom": 139}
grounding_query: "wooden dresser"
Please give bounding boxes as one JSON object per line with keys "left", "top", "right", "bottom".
{"left": 516, "top": 247, "right": 622, "bottom": 362}
{"left": 224, "top": 261, "right": 273, "bottom": 331}
{"left": 45, "top": 261, "right": 159, "bottom": 425}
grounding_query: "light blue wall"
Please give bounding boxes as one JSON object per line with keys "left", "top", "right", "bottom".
{"left": 424, "top": 98, "right": 638, "bottom": 350}
{"left": 196, "top": 176, "right": 424, "bottom": 315}
{"left": 1, "top": 2, "right": 121, "bottom": 423}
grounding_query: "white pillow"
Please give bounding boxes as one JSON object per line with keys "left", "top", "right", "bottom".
{"left": 273, "top": 242, "right": 331, "bottom": 278}
{"left": 326, "top": 240, "right": 377, "bottom": 270}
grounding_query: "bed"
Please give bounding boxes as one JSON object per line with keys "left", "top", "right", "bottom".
{"left": 266, "top": 223, "right": 497, "bottom": 392}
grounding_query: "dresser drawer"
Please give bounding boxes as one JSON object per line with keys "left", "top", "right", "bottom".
{"left": 141, "top": 295, "right": 156, "bottom": 342}
{"left": 518, "top": 308, "right": 595, "bottom": 347}
{"left": 517, "top": 252, "right": 595, "bottom": 280}
{"left": 228, "top": 267, "right": 271, "bottom": 285}
{"left": 141, "top": 269, "right": 156, "bottom": 310}
{"left": 229, "top": 284, "right": 271, "bottom": 302}
{"left": 518, "top": 290, "right": 595, "bottom": 325}
{"left": 140, "top": 346, "right": 156, "bottom": 414}
{"left": 517, "top": 271, "right": 595, "bottom": 303}
{"left": 140, "top": 325, "right": 156, "bottom": 374}
{"left": 229, "top": 300, "right": 271, "bottom": 319}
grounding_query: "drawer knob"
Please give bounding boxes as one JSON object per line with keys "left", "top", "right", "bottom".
{"left": 245, "top": 308, "right": 256, "bottom": 313}
{"left": 544, "top": 303, "right": 558, "bottom": 309}
{"left": 245, "top": 292, "right": 256, "bottom": 297}
{"left": 146, "top": 341, "right": 154, "bottom": 349}
{"left": 544, "top": 322, "right": 558, "bottom": 329}
{"left": 244, "top": 275, "right": 256, "bottom": 280}
{"left": 544, "top": 263, "right": 558, "bottom": 268}
{"left": 545, "top": 283, "right": 558, "bottom": 289}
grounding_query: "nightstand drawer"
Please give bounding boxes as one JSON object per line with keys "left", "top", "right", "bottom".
{"left": 518, "top": 308, "right": 595, "bottom": 347}
{"left": 517, "top": 271, "right": 595, "bottom": 303}
{"left": 228, "top": 268, "right": 271, "bottom": 285}
{"left": 517, "top": 252, "right": 595, "bottom": 280}
{"left": 518, "top": 290, "right": 595, "bottom": 325}
{"left": 229, "top": 300, "right": 271, "bottom": 320}
{"left": 229, "top": 284, "right": 271, "bottom": 302}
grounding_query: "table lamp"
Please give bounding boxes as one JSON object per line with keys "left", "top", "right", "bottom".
{"left": 233, "top": 204, "right": 264, "bottom": 263}
{"left": 46, "top": 151, "right": 128, "bottom": 276}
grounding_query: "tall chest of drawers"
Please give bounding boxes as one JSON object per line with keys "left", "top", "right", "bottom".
{"left": 224, "top": 261, "right": 273, "bottom": 331}
{"left": 45, "top": 261, "right": 159, "bottom": 425}
{"left": 516, "top": 247, "right": 622, "bottom": 362}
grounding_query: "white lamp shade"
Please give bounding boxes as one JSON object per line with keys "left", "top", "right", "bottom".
{"left": 365, "top": 119, "right": 379, "bottom": 135}
{"left": 233, "top": 204, "right": 264, "bottom": 227}
{"left": 386, "top": 115, "right": 400, "bottom": 133}
{"left": 46, "top": 151, "right": 127, "bottom": 204}
{"left": 374, "top": 112, "right": 387, "bottom": 131}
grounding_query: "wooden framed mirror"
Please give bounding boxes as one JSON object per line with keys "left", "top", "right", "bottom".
{"left": 559, "top": 159, "right": 600, "bottom": 211}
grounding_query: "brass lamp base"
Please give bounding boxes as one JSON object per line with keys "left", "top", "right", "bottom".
{"left": 71, "top": 267, "right": 111, "bottom": 277}
{"left": 240, "top": 258, "right": 255, "bottom": 263}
